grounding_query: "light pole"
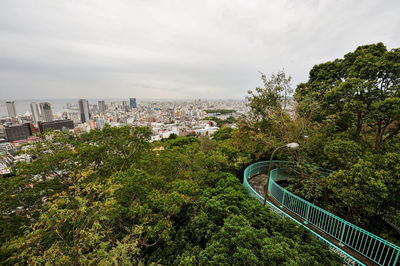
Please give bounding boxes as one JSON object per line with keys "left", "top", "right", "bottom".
{"left": 263, "top": 142, "right": 299, "bottom": 206}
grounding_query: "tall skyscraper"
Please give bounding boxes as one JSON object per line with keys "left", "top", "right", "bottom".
{"left": 78, "top": 99, "right": 90, "bottom": 123}
{"left": 6, "top": 101, "right": 17, "bottom": 118}
{"left": 30, "top": 103, "right": 41, "bottom": 124}
{"left": 130, "top": 98, "right": 137, "bottom": 108}
{"left": 122, "top": 101, "right": 129, "bottom": 112}
{"left": 40, "top": 102, "right": 53, "bottom": 122}
{"left": 98, "top": 100, "right": 106, "bottom": 112}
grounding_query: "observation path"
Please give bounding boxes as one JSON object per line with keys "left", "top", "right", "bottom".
{"left": 243, "top": 161, "right": 400, "bottom": 266}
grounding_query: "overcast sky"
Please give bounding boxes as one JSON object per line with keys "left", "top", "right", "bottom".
{"left": 0, "top": 0, "right": 399, "bottom": 100}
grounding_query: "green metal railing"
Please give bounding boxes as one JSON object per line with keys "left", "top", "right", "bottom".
{"left": 243, "top": 161, "right": 400, "bottom": 266}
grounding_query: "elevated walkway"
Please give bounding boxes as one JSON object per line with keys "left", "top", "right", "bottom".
{"left": 243, "top": 161, "right": 400, "bottom": 266}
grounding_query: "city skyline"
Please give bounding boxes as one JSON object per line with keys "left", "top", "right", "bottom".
{"left": 0, "top": 96, "right": 246, "bottom": 144}
{"left": 1, "top": 0, "right": 399, "bottom": 100}
{"left": 0, "top": 97, "right": 245, "bottom": 117}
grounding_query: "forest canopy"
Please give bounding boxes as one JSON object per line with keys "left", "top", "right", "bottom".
{"left": 0, "top": 126, "right": 341, "bottom": 265}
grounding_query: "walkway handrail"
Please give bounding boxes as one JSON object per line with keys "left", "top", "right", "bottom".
{"left": 243, "top": 161, "right": 400, "bottom": 266}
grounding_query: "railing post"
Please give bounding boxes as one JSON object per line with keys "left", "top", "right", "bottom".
{"left": 394, "top": 250, "right": 399, "bottom": 266}
{"left": 304, "top": 204, "right": 310, "bottom": 224}
{"left": 339, "top": 224, "right": 346, "bottom": 247}
{"left": 281, "top": 190, "right": 286, "bottom": 208}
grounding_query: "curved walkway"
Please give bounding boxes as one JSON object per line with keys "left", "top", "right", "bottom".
{"left": 243, "top": 161, "right": 400, "bottom": 266}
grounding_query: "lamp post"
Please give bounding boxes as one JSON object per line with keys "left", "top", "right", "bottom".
{"left": 263, "top": 142, "right": 299, "bottom": 206}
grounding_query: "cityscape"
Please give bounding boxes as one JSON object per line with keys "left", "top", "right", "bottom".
{"left": 0, "top": 98, "right": 249, "bottom": 175}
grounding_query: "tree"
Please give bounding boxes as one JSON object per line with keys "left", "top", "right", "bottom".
{"left": 323, "top": 139, "right": 363, "bottom": 169}
{"left": 1, "top": 126, "right": 154, "bottom": 264}
{"left": 246, "top": 70, "right": 292, "bottom": 130}
{"left": 234, "top": 70, "right": 306, "bottom": 160}
{"left": 175, "top": 174, "right": 341, "bottom": 265}
{"left": 279, "top": 43, "right": 400, "bottom": 243}
{"left": 212, "top": 127, "right": 234, "bottom": 141}
{"left": 77, "top": 125, "right": 152, "bottom": 175}
{"left": 296, "top": 43, "right": 400, "bottom": 150}
{"left": 18, "top": 169, "right": 124, "bottom": 265}
{"left": 326, "top": 158, "right": 389, "bottom": 227}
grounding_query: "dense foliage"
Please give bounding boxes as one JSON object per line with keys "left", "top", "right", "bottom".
{"left": 290, "top": 43, "right": 400, "bottom": 243}
{"left": 233, "top": 43, "right": 400, "bottom": 245}
{"left": 0, "top": 125, "right": 341, "bottom": 265}
{"left": 230, "top": 44, "right": 400, "bottom": 245}
{"left": 296, "top": 42, "right": 400, "bottom": 150}
{"left": 202, "top": 116, "right": 236, "bottom": 127}
{"left": 204, "top": 109, "right": 236, "bottom": 115}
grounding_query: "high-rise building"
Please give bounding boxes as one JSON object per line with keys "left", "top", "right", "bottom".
{"left": 61, "top": 112, "right": 68, "bottom": 120}
{"left": 0, "top": 125, "right": 6, "bottom": 140}
{"left": 130, "top": 98, "right": 137, "bottom": 108}
{"left": 96, "top": 117, "right": 105, "bottom": 130}
{"left": 4, "top": 123, "right": 32, "bottom": 142}
{"left": 6, "top": 101, "right": 17, "bottom": 118}
{"left": 30, "top": 103, "right": 41, "bottom": 124}
{"left": 98, "top": 101, "right": 106, "bottom": 112}
{"left": 88, "top": 120, "right": 96, "bottom": 130}
{"left": 78, "top": 99, "right": 90, "bottom": 123}
{"left": 38, "top": 120, "right": 74, "bottom": 133}
{"left": 39, "top": 102, "right": 53, "bottom": 122}
{"left": 122, "top": 101, "right": 129, "bottom": 112}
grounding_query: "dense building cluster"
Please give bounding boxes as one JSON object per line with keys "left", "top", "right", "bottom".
{"left": 0, "top": 98, "right": 248, "bottom": 175}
